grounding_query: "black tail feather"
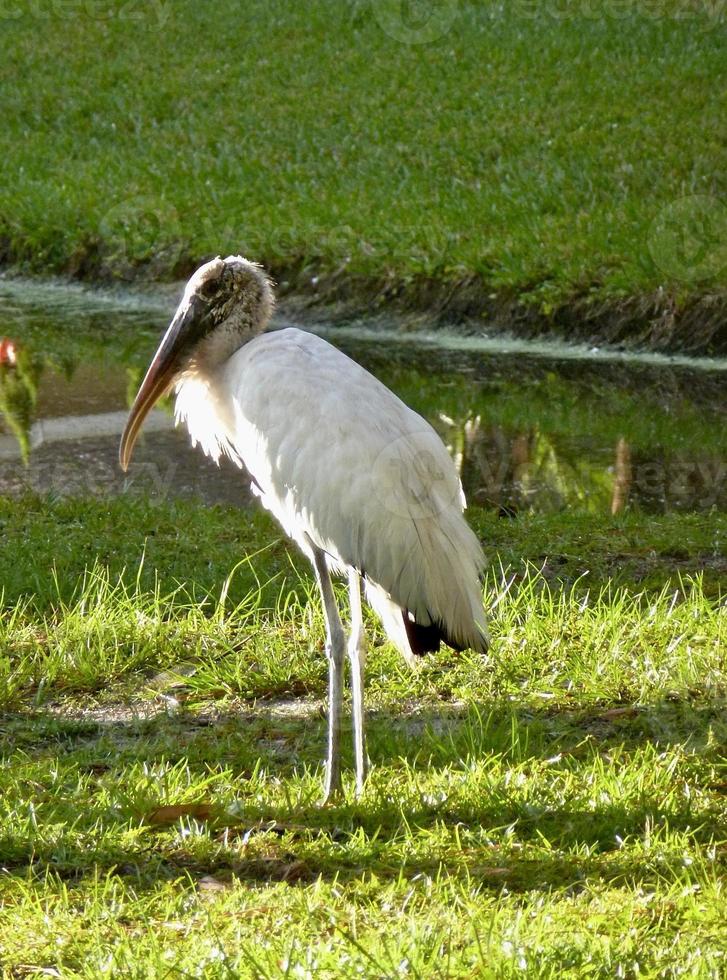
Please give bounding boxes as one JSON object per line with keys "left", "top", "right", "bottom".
{"left": 403, "top": 615, "right": 441, "bottom": 655}
{"left": 402, "top": 612, "right": 470, "bottom": 656}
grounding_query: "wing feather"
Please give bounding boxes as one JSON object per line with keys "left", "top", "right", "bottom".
{"left": 177, "top": 328, "right": 489, "bottom": 656}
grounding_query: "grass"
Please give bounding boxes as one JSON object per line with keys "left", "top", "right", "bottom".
{"left": 1, "top": 1, "right": 726, "bottom": 333}
{"left": 0, "top": 494, "right": 726, "bottom": 975}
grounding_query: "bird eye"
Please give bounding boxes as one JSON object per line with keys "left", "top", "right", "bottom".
{"left": 199, "top": 279, "right": 219, "bottom": 301}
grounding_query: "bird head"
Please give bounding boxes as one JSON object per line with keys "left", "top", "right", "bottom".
{"left": 119, "top": 254, "right": 274, "bottom": 471}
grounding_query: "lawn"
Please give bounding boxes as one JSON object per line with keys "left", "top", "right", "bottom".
{"left": 1, "top": 0, "right": 726, "bottom": 340}
{"left": 0, "top": 495, "right": 725, "bottom": 976}
{"left": 1, "top": 4, "right": 726, "bottom": 971}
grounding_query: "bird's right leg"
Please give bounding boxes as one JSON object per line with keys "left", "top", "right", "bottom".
{"left": 309, "top": 542, "right": 346, "bottom": 803}
{"left": 348, "top": 568, "right": 369, "bottom": 797}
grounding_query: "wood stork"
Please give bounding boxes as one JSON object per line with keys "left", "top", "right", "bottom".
{"left": 119, "top": 256, "right": 489, "bottom": 802}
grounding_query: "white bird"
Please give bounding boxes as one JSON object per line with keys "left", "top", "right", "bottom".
{"left": 120, "top": 256, "right": 489, "bottom": 802}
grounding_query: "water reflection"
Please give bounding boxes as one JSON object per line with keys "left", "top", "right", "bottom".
{"left": 0, "top": 339, "right": 39, "bottom": 461}
{"left": 1, "top": 285, "right": 727, "bottom": 515}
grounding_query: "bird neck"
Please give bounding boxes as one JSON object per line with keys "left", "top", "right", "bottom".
{"left": 172, "top": 315, "right": 258, "bottom": 460}
{"left": 188, "top": 319, "right": 258, "bottom": 373}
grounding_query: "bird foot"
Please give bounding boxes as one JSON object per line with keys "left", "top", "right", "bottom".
{"left": 321, "top": 771, "right": 344, "bottom": 806}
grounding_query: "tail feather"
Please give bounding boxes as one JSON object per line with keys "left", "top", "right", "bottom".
{"left": 364, "top": 511, "right": 490, "bottom": 667}
{"left": 405, "top": 510, "right": 490, "bottom": 655}
{"left": 358, "top": 457, "right": 489, "bottom": 664}
{"left": 403, "top": 614, "right": 443, "bottom": 656}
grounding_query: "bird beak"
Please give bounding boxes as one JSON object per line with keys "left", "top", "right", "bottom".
{"left": 119, "top": 293, "right": 208, "bottom": 471}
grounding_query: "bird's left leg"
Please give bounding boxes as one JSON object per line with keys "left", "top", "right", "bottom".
{"left": 309, "top": 542, "right": 346, "bottom": 803}
{"left": 348, "top": 568, "right": 369, "bottom": 797}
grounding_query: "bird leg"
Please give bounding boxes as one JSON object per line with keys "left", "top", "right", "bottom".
{"left": 309, "top": 543, "right": 346, "bottom": 803}
{"left": 348, "top": 568, "right": 369, "bottom": 797}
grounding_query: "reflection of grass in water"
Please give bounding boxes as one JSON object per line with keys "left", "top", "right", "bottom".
{"left": 0, "top": 298, "right": 161, "bottom": 377}
{"left": 373, "top": 366, "right": 727, "bottom": 513}
{"left": 0, "top": 494, "right": 725, "bottom": 975}
{"left": 0, "top": 348, "right": 41, "bottom": 461}
{"left": 14, "top": 305, "right": 727, "bottom": 459}
{"left": 5, "top": 297, "right": 727, "bottom": 454}
{"left": 0, "top": 303, "right": 172, "bottom": 452}
{"left": 385, "top": 366, "right": 727, "bottom": 456}
{"left": 519, "top": 426, "right": 616, "bottom": 513}
{"left": 4, "top": 298, "right": 727, "bottom": 511}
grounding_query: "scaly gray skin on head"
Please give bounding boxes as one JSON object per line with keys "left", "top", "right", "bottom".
{"left": 119, "top": 255, "right": 275, "bottom": 471}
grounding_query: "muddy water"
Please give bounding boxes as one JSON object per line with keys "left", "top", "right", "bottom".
{"left": 1, "top": 277, "right": 727, "bottom": 515}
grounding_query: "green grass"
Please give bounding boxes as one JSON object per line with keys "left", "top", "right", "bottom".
{"left": 1, "top": 1, "right": 726, "bottom": 323}
{"left": 0, "top": 494, "right": 725, "bottom": 975}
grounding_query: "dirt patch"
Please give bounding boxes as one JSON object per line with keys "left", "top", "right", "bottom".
{"left": 45, "top": 695, "right": 324, "bottom": 727}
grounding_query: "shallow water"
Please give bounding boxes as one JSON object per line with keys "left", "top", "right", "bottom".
{"left": 1, "top": 277, "right": 727, "bottom": 515}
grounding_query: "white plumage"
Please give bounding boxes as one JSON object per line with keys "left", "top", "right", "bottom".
{"left": 176, "top": 328, "right": 488, "bottom": 659}
{"left": 121, "top": 255, "right": 489, "bottom": 801}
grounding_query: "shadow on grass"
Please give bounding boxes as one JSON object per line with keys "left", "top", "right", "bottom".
{"left": 1, "top": 695, "right": 725, "bottom": 894}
